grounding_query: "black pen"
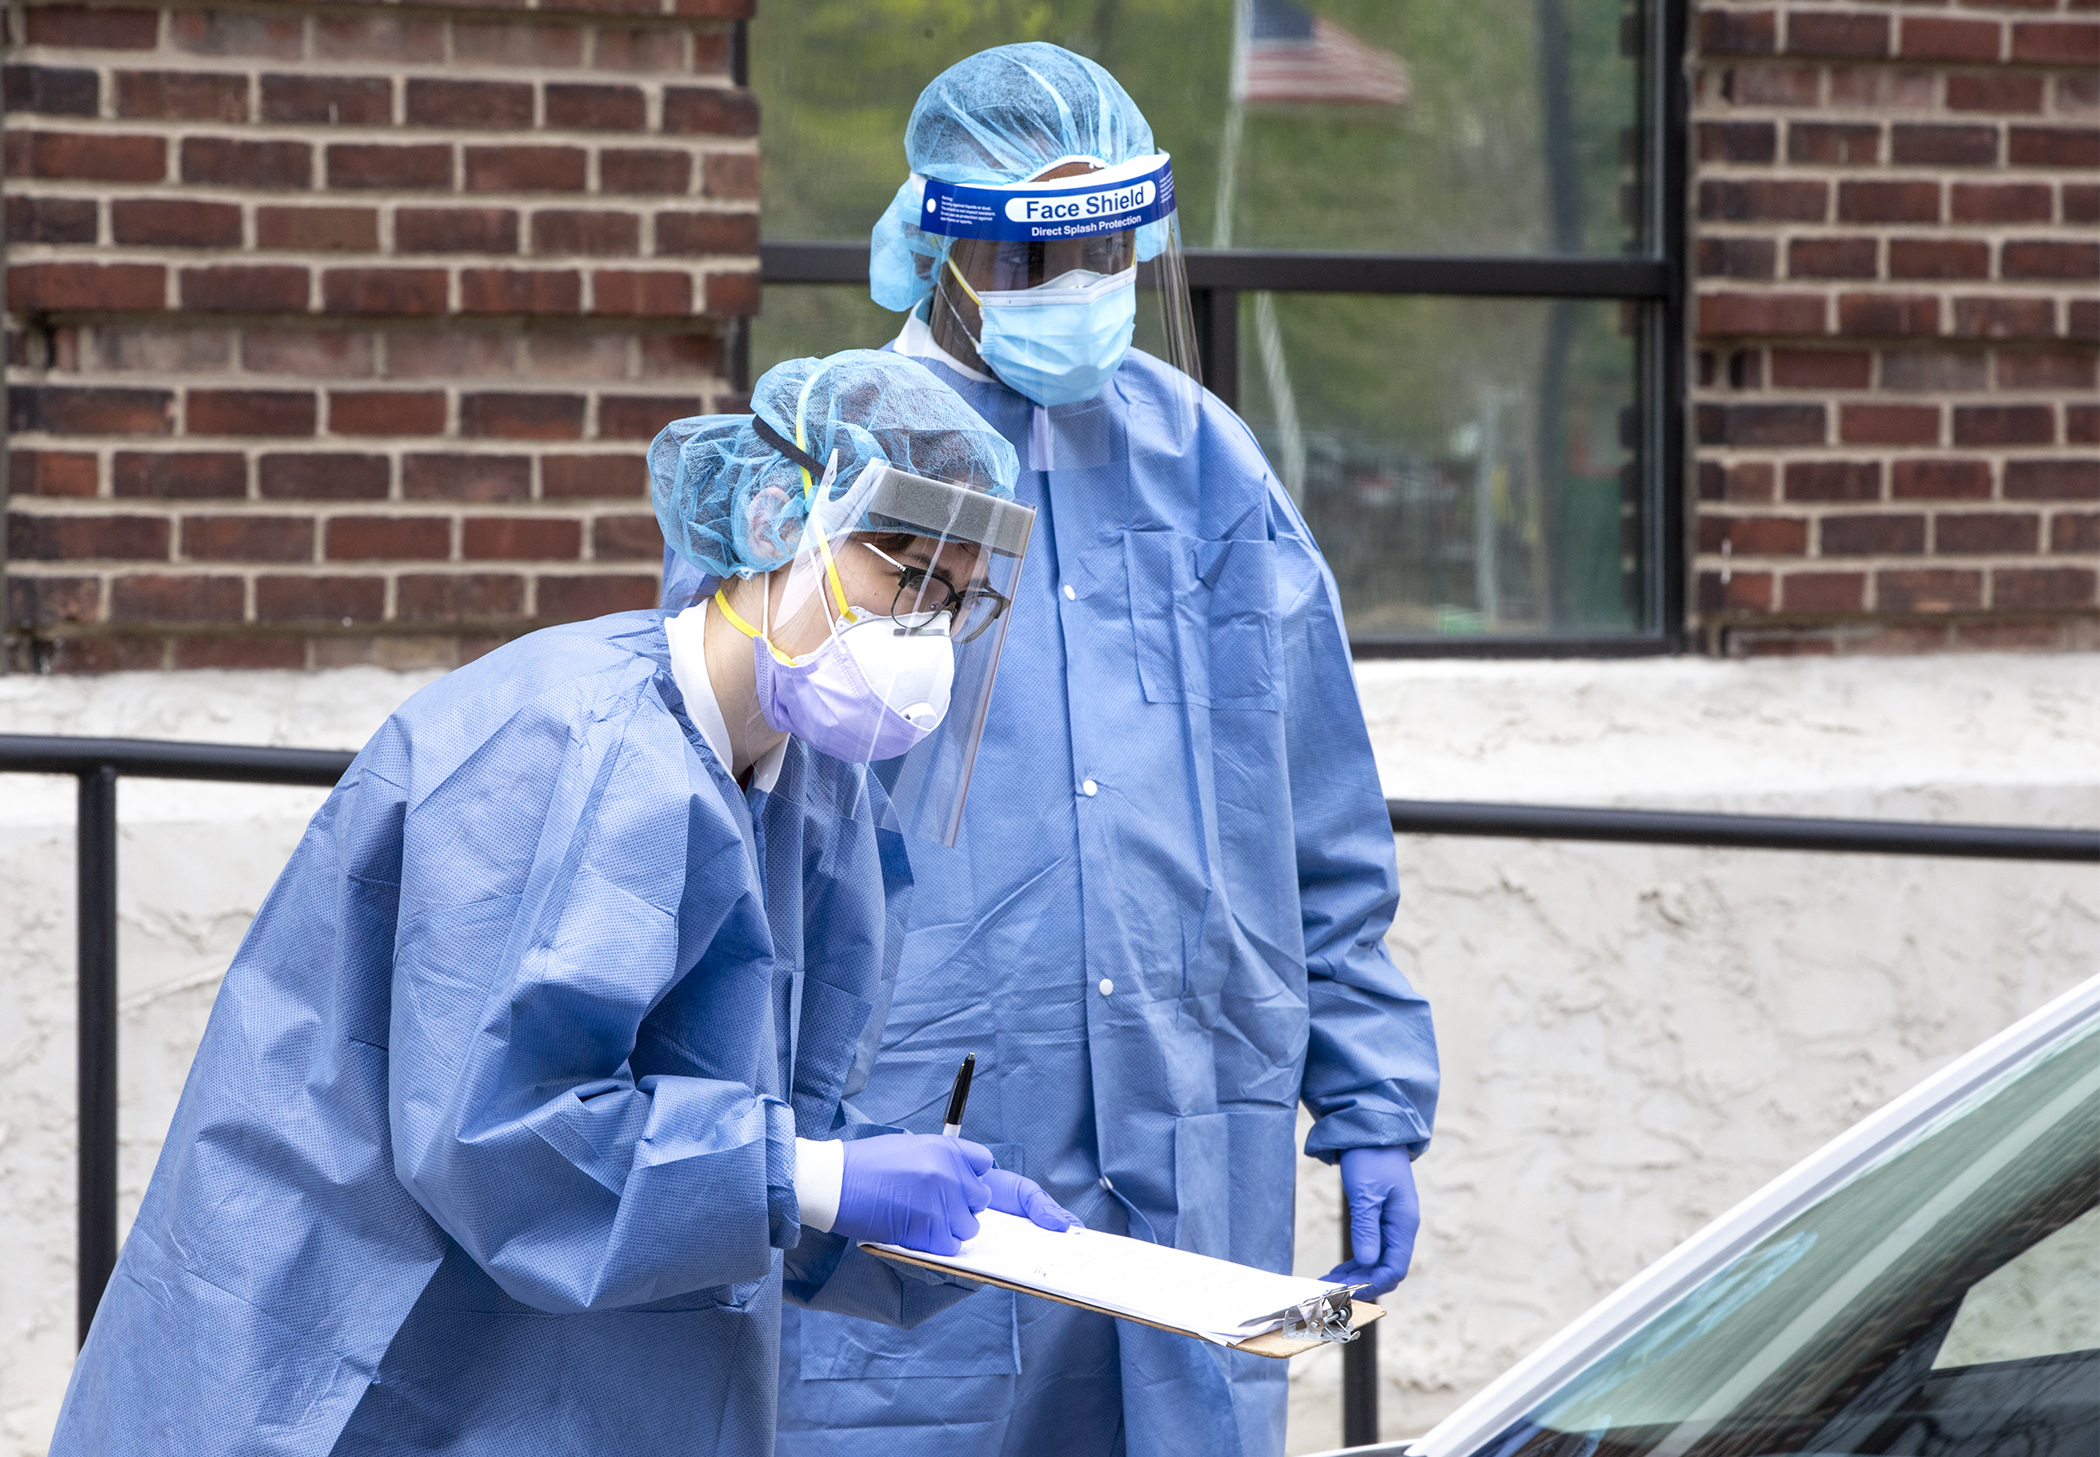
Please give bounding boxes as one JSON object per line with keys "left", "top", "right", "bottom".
{"left": 941, "top": 1053, "right": 975, "bottom": 1138}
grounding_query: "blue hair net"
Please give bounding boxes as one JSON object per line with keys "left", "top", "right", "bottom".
{"left": 870, "top": 43, "right": 1165, "bottom": 314}
{"left": 649, "top": 349, "right": 1020, "bottom": 581}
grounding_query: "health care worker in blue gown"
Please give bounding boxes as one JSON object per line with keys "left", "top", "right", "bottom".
{"left": 49, "top": 350, "right": 1083, "bottom": 1457}
{"left": 760, "top": 43, "right": 1436, "bottom": 1457}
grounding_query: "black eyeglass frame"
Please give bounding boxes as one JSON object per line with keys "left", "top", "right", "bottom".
{"left": 860, "top": 539, "right": 1012, "bottom": 644}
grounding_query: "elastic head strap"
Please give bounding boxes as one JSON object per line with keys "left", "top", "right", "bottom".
{"left": 784, "top": 366, "right": 853, "bottom": 619}
{"left": 714, "top": 588, "right": 798, "bottom": 666}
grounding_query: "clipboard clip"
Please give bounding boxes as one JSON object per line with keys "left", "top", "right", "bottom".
{"left": 1268, "top": 1285, "right": 1369, "bottom": 1345}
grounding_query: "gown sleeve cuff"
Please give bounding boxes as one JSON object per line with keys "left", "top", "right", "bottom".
{"left": 792, "top": 1137, "right": 845, "bottom": 1234}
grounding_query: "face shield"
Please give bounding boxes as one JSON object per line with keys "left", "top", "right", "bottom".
{"left": 918, "top": 153, "right": 1202, "bottom": 431}
{"left": 718, "top": 412, "right": 1034, "bottom": 847}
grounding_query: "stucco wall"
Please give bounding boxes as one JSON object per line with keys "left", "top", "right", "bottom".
{"left": 2, "top": 653, "right": 2096, "bottom": 1454}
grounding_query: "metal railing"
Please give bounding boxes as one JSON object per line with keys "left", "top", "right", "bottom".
{"left": 2, "top": 732, "right": 2095, "bottom": 1443}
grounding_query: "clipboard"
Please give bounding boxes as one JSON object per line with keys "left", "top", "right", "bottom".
{"left": 866, "top": 1244, "right": 1386, "bottom": 1358}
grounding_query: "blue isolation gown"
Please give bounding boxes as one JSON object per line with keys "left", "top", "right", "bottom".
{"left": 745, "top": 338, "right": 1440, "bottom": 1457}
{"left": 50, "top": 611, "right": 969, "bottom": 1457}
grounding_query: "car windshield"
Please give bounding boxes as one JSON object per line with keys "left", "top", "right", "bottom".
{"left": 1464, "top": 1014, "right": 2100, "bottom": 1457}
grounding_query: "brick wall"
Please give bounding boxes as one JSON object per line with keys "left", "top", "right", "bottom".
{"left": 1692, "top": 0, "right": 2097, "bottom": 655}
{"left": 3, "top": 0, "right": 756, "bottom": 672}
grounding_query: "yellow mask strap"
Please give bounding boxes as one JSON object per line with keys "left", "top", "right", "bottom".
{"left": 789, "top": 367, "right": 852, "bottom": 620}
{"left": 714, "top": 588, "right": 798, "bottom": 666}
{"left": 946, "top": 256, "right": 985, "bottom": 308}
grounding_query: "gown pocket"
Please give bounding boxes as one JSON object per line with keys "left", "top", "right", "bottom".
{"left": 1123, "top": 531, "right": 1282, "bottom": 711}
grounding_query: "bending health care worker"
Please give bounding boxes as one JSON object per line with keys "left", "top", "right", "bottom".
{"left": 53, "top": 349, "right": 1073, "bottom": 1457}
{"left": 728, "top": 45, "right": 1440, "bottom": 1457}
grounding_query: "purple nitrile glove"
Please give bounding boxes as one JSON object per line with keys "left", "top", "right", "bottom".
{"left": 984, "top": 1169, "right": 1081, "bottom": 1232}
{"left": 1319, "top": 1146, "right": 1421, "bottom": 1297}
{"left": 834, "top": 1134, "right": 994, "bottom": 1255}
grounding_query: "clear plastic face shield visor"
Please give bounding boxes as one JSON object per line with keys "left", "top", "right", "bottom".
{"left": 723, "top": 422, "right": 1035, "bottom": 847}
{"left": 917, "top": 152, "right": 1202, "bottom": 438}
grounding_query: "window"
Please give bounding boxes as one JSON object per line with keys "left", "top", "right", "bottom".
{"left": 745, "top": 1, "right": 1686, "bottom": 654}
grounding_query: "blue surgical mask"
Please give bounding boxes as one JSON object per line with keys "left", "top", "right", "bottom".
{"left": 948, "top": 262, "right": 1136, "bottom": 408}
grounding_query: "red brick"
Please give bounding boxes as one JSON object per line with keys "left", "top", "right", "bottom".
{"left": 24, "top": 5, "right": 159, "bottom": 48}
{"left": 703, "top": 153, "right": 759, "bottom": 199}
{"left": 178, "top": 265, "right": 309, "bottom": 313}
{"left": 459, "top": 269, "right": 582, "bottom": 314}
{"left": 1699, "top": 291, "right": 1822, "bottom": 336}
{"left": 692, "top": 31, "right": 733, "bottom": 73}
{"left": 1821, "top": 513, "right": 1926, "bottom": 556}
{"left": 532, "top": 210, "right": 641, "bottom": 256}
{"left": 459, "top": 393, "right": 585, "bottom": 441}
{"left": 1888, "top": 239, "right": 1990, "bottom": 280}
{"left": 256, "top": 574, "right": 386, "bottom": 624}
{"left": 2009, "top": 127, "right": 2100, "bottom": 168}
{"left": 396, "top": 573, "right": 525, "bottom": 621}
{"left": 1790, "top": 12, "right": 1888, "bottom": 58}
{"left": 1935, "top": 512, "right": 2040, "bottom": 554}
{"left": 10, "top": 450, "right": 98, "bottom": 497}
{"left": 1841, "top": 404, "right": 1941, "bottom": 445}
{"left": 7, "top": 195, "right": 97, "bottom": 244}
{"left": 2060, "top": 73, "right": 2100, "bottom": 115}
{"left": 11, "top": 386, "right": 173, "bottom": 437}
{"left": 8, "top": 262, "right": 165, "bottom": 312}
{"left": 703, "top": 271, "right": 759, "bottom": 317}
{"left": 594, "top": 270, "right": 694, "bottom": 316}
{"left": 639, "top": 334, "right": 722, "bottom": 375}
{"left": 2003, "top": 242, "right": 2099, "bottom": 281}
{"left": 1947, "top": 73, "right": 2045, "bottom": 114}
{"left": 320, "top": 269, "right": 448, "bottom": 316}
{"left": 2005, "top": 460, "right": 2100, "bottom": 499}
{"left": 113, "top": 451, "right": 243, "bottom": 498}
{"left": 244, "top": 330, "right": 374, "bottom": 379}
{"left": 1899, "top": 16, "right": 2002, "bottom": 62}
{"left": 674, "top": 0, "right": 754, "bottom": 15}
{"left": 1890, "top": 124, "right": 2000, "bottom": 168}
{"left": 1700, "top": 9, "right": 1776, "bottom": 55}
{"left": 2067, "top": 186, "right": 2100, "bottom": 226}
{"left": 167, "top": 636, "right": 297, "bottom": 670}
{"left": 181, "top": 137, "right": 309, "bottom": 188}
{"left": 396, "top": 207, "right": 519, "bottom": 255}
{"left": 1827, "top": 67, "right": 1936, "bottom": 112}
{"left": 313, "top": 15, "right": 444, "bottom": 63}
{"left": 1698, "top": 238, "right": 1777, "bottom": 280}
{"left": 1837, "top": 294, "right": 1941, "bottom": 337}
{"left": 1951, "top": 296, "right": 2058, "bottom": 340}
{"left": 110, "top": 198, "right": 238, "bottom": 249}
{"left": 2072, "top": 407, "right": 2100, "bottom": 447}
{"left": 1770, "top": 349, "right": 1871, "bottom": 389}
{"left": 16, "top": 131, "right": 166, "bottom": 183}
{"left": 595, "top": 26, "right": 688, "bottom": 73}
{"left": 116, "top": 69, "right": 247, "bottom": 122}
{"left": 404, "top": 454, "right": 531, "bottom": 503}
{"left": 655, "top": 211, "right": 759, "bottom": 256}
{"left": 1696, "top": 570, "right": 1774, "bottom": 614}
{"left": 1994, "top": 566, "right": 2096, "bottom": 609}
{"left": 1998, "top": 350, "right": 2098, "bottom": 390}
{"left": 1893, "top": 459, "right": 1993, "bottom": 501}
{"left": 543, "top": 454, "right": 647, "bottom": 498}
{"left": 261, "top": 75, "right": 394, "bottom": 126}
{"left": 463, "top": 517, "right": 583, "bottom": 560}
{"left": 1699, "top": 121, "right": 1775, "bottom": 163}
{"left": 406, "top": 79, "right": 535, "bottom": 130}
{"left": 1955, "top": 406, "right": 2056, "bottom": 447}
{"left": 2011, "top": 21, "right": 2100, "bottom": 65}
{"left": 602, "top": 149, "right": 694, "bottom": 194}
{"left": 256, "top": 206, "right": 380, "bottom": 253}
{"left": 109, "top": 574, "right": 245, "bottom": 623}
{"left": 538, "top": 574, "right": 659, "bottom": 620}
{"left": 1788, "top": 238, "right": 1877, "bottom": 280}
{"left": 4, "top": 64, "right": 99, "bottom": 117}
{"left": 8, "top": 512, "right": 168, "bottom": 561}
{"left": 663, "top": 88, "right": 760, "bottom": 137}
{"left": 7, "top": 575, "right": 101, "bottom": 628}
{"left": 326, "top": 516, "right": 450, "bottom": 560}
{"left": 328, "top": 390, "right": 446, "bottom": 437}
{"left": 34, "top": 634, "right": 173, "bottom": 671}
{"left": 591, "top": 513, "right": 665, "bottom": 560}
{"left": 1700, "top": 515, "right": 1808, "bottom": 555}
{"left": 1838, "top": 181, "right": 1940, "bottom": 225}
{"left": 1781, "top": 572, "right": 1865, "bottom": 613}
{"left": 187, "top": 390, "right": 316, "bottom": 438}
{"left": 260, "top": 453, "right": 389, "bottom": 500}
{"left": 1950, "top": 183, "right": 2052, "bottom": 224}
{"left": 598, "top": 395, "right": 704, "bottom": 440}
{"left": 181, "top": 515, "right": 313, "bottom": 563}
{"left": 1699, "top": 179, "right": 1827, "bottom": 223}
{"left": 327, "top": 144, "right": 452, "bottom": 191}
{"left": 1876, "top": 569, "right": 1983, "bottom": 613}
{"left": 1719, "top": 64, "right": 1820, "bottom": 106}
{"left": 1787, "top": 123, "right": 1879, "bottom": 166}
{"left": 1699, "top": 403, "right": 1826, "bottom": 447}
{"left": 2052, "top": 515, "right": 2100, "bottom": 553}
{"left": 168, "top": 8, "right": 301, "bottom": 58}
{"left": 2075, "top": 301, "right": 2100, "bottom": 344}
{"left": 453, "top": 20, "right": 584, "bottom": 68}
{"left": 464, "top": 145, "right": 588, "bottom": 193}
{"left": 1881, "top": 349, "right": 1988, "bottom": 392}
{"left": 545, "top": 83, "right": 647, "bottom": 131}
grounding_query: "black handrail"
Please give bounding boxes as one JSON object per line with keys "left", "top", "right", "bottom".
{"left": 1, "top": 730, "right": 2093, "bottom": 1441}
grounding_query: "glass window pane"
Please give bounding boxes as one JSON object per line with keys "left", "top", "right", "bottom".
{"left": 1238, "top": 293, "right": 1646, "bottom": 639}
{"left": 752, "top": 0, "right": 1647, "bottom": 257}
{"left": 750, "top": 284, "right": 902, "bottom": 379}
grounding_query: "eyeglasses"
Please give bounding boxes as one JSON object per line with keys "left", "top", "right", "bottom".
{"left": 860, "top": 541, "right": 1011, "bottom": 643}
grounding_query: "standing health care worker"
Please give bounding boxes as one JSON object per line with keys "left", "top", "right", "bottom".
{"left": 753, "top": 44, "right": 1440, "bottom": 1457}
{"left": 52, "top": 351, "right": 1076, "bottom": 1457}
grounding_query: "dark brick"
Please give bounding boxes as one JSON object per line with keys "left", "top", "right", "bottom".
{"left": 320, "top": 268, "right": 449, "bottom": 316}
{"left": 396, "top": 207, "right": 519, "bottom": 255}
{"left": 601, "top": 148, "right": 694, "bottom": 194}
{"left": 2010, "top": 21, "right": 2100, "bottom": 66}
{"left": 1841, "top": 404, "right": 1941, "bottom": 445}
{"left": 703, "top": 271, "right": 758, "bottom": 317}
{"left": 453, "top": 19, "right": 584, "bottom": 68}
{"left": 1698, "top": 237, "right": 1777, "bottom": 280}
{"left": 1888, "top": 239, "right": 1990, "bottom": 280}
{"left": 1890, "top": 124, "right": 2000, "bottom": 167}
{"left": 180, "top": 265, "right": 310, "bottom": 313}
{"left": 10, "top": 386, "right": 173, "bottom": 437}
{"left": 2008, "top": 128, "right": 2100, "bottom": 168}
{"left": 169, "top": 8, "right": 302, "bottom": 58}
{"left": 1696, "top": 570, "right": 1774, "bottom": 614}
{"left": 1947, "top": 73, "right": 2045, "bottom": 114}
{"left": 1785, "top": 461, "right": 1883, "bottom": 502}
{"left": 7, "top": 195, "right": 97, "bottom": 244}
{"left": 7, "top": 262, "right": 165, "bottom": 311}
{"left": 1700, "top": 9, "right": 1776, "bottom": 54}
{"left": 112, "top": 198, "right": 241, "bottom": 249}
{"left": 168, "top": 636, "right": 302, "bottom": 671}
{"left": 459, "top": 269, "right": 582, "bottom": 314}
{"left": 327, "top": 144, "right": 452, "bottom": 191}
{"left": 1698, "top": 403, "right": 1826, "bottom": 447}
{"left": 328, "top": 391, "right": 447, "bottom": 437}
{"left": 109, "top": 574, "right": 245, "bottom": 623}
{"left": 260, "top": 453, "right": 390, "bottom": 500}
{"left": 1880, "top": 349, "right": 1989, "bottom": 392}
{"left": 464, "top": 146, "right": 587, "bottom": 193}
{"left": 595, "top": 270, "right": 694, "bottom": 316}
{"left": 3, "top": 65, "right": 99, "bottom": 116}
{"left": 187, "top": 390, "right": 316, "bottom": 437}
{"left": 2005, "top": 460, "right": 2100, "bottom": 500}
{"left": 1892, "top": 459, "right": 1992, "bottom": 500}
{"left": 113, "top": 451, "right": 243, "bottom": 498}
{"left": 538, "top": 574, "right": 659, "bottom": 620}
{"left": 2002, "top": 242, "right": 2099, "bottom": 281}
{"left": 7, "top": 575, "right": 101, "bottom": 628}
{"left": 1876, "top": 569, "right": 1983, "bottom": 614}
{"left": 1898, "top": 17, "right": 2003, "bottom": 63}
{"left": 116, "top": 69, "right": 247, "bottom": 121}
{"left": 181, "top": 137, "right": 309, "bottom": 188}
{"left": 1954, "top": 406, "right": 2054, "bottom": 447}
{"left": 663, "top": 88, "right": 759, "bottom": 137}
{"left": 1698, "top": 121, "right": 1777, "bottom": 164}
{"left": 9, "top": 512, "right": 168, "bottom": 561}
{"left": 1786, "top": 12, "right": 1887, "bottom": 58}
{"left": 2067, "top": 185, "right": 2100, "bottom": 227}
{"left": 313, "top": 15, "right": 444, "bottom": 63}
{"left": 655, "top": 211, "right": 759, "bottom": 256}
{"left": 543, "top": 454, "right": 647, "bottom": 499}
{"left": 24, "top": 5, "right": 160, "bottom": 48}
{"left": 545, "top": 83, "right": 646, "bottom": 131}
{"left": 2051, "top": 515, "right": 2100, "bottom": 553}
{"left": 1720, "top": 63, "right": 1820, "bottom": 107}
{"left": 326, "top": 516, "right": 450, "bottom": 560}
{"left": 1788, "top": 123, "right": 1880, "bottom": 166}
{"left": 17, "top": 131, "right": 166, "bottom": 182}
{"left": 1699, "top": 515, "right": 1808, "bottom": 555}
{"left": 1998, "top": 351, "right": 2099, "bottom": 391}
{"left": 1788, "top": 238, "right": 1877, "bottom": 279}
{"left": 256, "top": 574, "right": 386, "bottom": 624}
{"left": 461, "top": 393, "right": 585, "bottom": 440}
{"left": 2073, "top": 407, "right": 2100, "bottom": 448}
{"left": 405, "top": 79, "right": 534, "bottom": 130}
{"left": 403, "top": 454, "right": 531, "bottom": 503}
{"left": 532, "top": 210, "right": 641, "bottom": 256}
{"left": 1781, "top": 572, "right": 1866, "bottom": 614}
{"left": 1699, "top": 179, "right": 1827, "bottom": 223}
{"left": 10, "top": 450, "right": 99, "bottom": 497}
{"left": 1821, "top": 513, "right": 1926, "bottom": 556}
{"left": 261, "top": 74, "right": 393, "bottom": 126}
{"left": 1951, "top": 297, "right": 2058, "bottom": 340}
{"left": 256, "top": 206, "right": 379, "bottom": 253}
{"left": 1935, "top": 512, "right": 2039, "bottom": 554}
{"left": 396, "top": 572, "right": 525, "bottom": 622}
{"left": 598, "top": 395, "right": 704, "bottom": 440}
{"left": 1993, "top": 567, "right": 2096, "bottom": 610}
{"left": 1950, "top": 183, "right": 2052, "bottom": 224}
{"left": 462, "top": 517, "right": 583, "bottom": 560}
{"left": 639, "top": 334, "right": 722, "bottom": 375}
{"left": 1837, "top": 294, "right": 1941, "bottom": 337}
{"left": 595, "top": 25, "right": 687, "bottom": 73}
{"left": 181, "top": 515, "right": 313, "bottom": 563}
{"left": 591, "top": 513, "right": 665, "bottom": 560}
{"left": 1838, "top": 181, "right": 1940, "bottom": 224}
{"left": 1770, "top": 349, "right": 1872, "bottom": 389}
{"left": 703, "top": 153, "right": 760, "bottom": 199}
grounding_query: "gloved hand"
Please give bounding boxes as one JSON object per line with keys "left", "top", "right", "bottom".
{"left": 1319, "top": 1146, "right": 1420, "bottom": 1297}
{"left": 984, "top": 1169, "right": 1081, "bottom": 1232}
{"left": 834, "top": 1134, "right": 993, "bottom": 1255}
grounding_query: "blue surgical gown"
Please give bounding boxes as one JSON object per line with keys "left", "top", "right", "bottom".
{"left": 763, "top": 349, "right": 1441, "bottom": 1457}
{"left": 51, "top": 611, "right": 968, "bottom": 1457}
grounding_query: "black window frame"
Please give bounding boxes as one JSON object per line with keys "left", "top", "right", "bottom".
{"left": 741, "top": 2, "right": 1689, "bottom": 659}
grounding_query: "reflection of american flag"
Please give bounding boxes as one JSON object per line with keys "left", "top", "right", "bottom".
{"left": 1232, "top": 0, "right": 1410, "bottom": 107}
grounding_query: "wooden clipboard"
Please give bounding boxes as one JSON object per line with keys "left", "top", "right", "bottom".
{"left": 865, "top": 1245, "right": 1386, "bottom": 1359}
